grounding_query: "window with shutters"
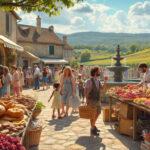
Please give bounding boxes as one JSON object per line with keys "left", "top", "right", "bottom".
{"left": 49, "top": 45, "right": 54, "bottom": 55}
{"left": 6, "top": 13, "right": 10, "bottom": 34}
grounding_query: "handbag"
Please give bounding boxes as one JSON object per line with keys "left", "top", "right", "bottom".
{"left": 79, "top": 105, "right": 97, "bottom": 119}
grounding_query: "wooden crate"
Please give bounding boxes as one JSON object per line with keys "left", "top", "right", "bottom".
{"left": 103, "top": 106, "right": 118, "bottom": 122}
{"left": 119, "top": 103, "right": 133, "bottom": 119}
{"left": 140, "top": 142, "right": 150, "bottom": 150}
{"left": 119, "top": 118, "right": 133, "bottom": 137}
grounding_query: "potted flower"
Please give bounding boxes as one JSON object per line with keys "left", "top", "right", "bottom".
{"left": 32, "top": 101, "right": 45, "bottom": 119}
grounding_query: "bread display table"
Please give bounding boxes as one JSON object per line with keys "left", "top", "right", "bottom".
{"left": 0, "top": 96, "right": 36, "bottom": 147}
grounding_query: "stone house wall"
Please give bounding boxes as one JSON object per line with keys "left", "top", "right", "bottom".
{"left": 0, "top": 11, "right": 17, "bottom": 42}
{"left": 18, "top": 41, "right": 63, "bottom": 58}
{"left": 64, "top": 50, "right": 73, "bottom": 60}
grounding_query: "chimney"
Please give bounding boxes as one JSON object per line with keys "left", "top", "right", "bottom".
{"left": 36, "top": 15, "right": 41, "bottom": 33}
{"left": 49, "top": 25, "right": 54, "bottom": 32}
{"left": 63, "top": 35, "right": 67, "bottom": 44}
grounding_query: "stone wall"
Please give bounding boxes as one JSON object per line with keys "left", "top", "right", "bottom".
{"left": 18, "top": 42, "right": 63, "bottom": 58}
{"left": 0, "top": 11, "right": 17, "bottom": 42}
{"left": 64, "top": 50, "right": 73, "bottom": 60}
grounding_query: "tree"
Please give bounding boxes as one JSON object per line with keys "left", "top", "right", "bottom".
{"left": 0, "top": 0, "right": 82, "bottom": 16}
{"left": 130, "top": 45, "right": 138, "bottom": 53}
{"left": 80, "top": 51, "right": 91, "bottom": 62}
{"left": 69, "top": 59, "right": 79, "bottom": 68}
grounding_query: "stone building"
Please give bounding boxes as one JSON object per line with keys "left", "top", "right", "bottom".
{"left": 0, "top": 11, "right": 24, "bottom": 65}
{"left": 17, "top": 16, "right": 73, "bottom": 68}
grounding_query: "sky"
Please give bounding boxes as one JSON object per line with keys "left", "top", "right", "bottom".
{"left": 17, "top": 0, "right": 150, "bottom": 34}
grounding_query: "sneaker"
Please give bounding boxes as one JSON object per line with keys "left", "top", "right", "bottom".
{"left": 90, "top": 128, "right": 99, "bottom": 136}
{"left": 94, "top": 126, "right": 100, "bottom": 132}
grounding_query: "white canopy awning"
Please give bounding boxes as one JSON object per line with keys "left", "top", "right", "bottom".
{"left": 0, "top": 35, "right": 23, "bottom": 51}
{"left": 40, "top": 58, "right": 68, "bottom": 64}
{"left": 23, "top": 51, "right": 39, "bottom": 60}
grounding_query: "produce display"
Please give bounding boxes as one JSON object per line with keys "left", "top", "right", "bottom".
{"left": 0, "top": 96, "right": 36, "bottom": 136}
{"left": 107, "top": 84, "right": 150, "bottom": 108}
{"left": 0, "top": 134, "right": 25, "bottom": 150}
{"left": 134, "top": 98, "right": 150, "bottom": 108}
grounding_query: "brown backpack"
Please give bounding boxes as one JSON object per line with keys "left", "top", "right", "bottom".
{"left": 88, "top": 78, "right": 100, "bottom": 102}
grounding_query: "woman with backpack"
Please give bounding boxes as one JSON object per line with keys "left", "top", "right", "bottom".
{"left": 84, "top": 67, "right": 107, "bottom": 136}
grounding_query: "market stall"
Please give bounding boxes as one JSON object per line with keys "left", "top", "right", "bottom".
{"left": 106, "top": 84, "right": 150, "bottom": 148}
{"left": 0, "top": 95, "right": 36, "bottom": 149}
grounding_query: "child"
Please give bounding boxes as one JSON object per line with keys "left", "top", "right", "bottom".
{"left": 48, "top": 83, "right": 62, "bottom": 119}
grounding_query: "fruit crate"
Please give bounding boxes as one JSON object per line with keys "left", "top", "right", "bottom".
{"left": 119, "top": 103, "right": 133, "bottom": 119}
{"left": 119, "top": 117, "right": 133, "bottom": 137}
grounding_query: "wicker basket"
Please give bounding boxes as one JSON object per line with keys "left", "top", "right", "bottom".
{"left": 32, "top": 108, "right": 42, "bottom": 119}
{"left": 79, "top": 105, "right": 97, "bottom": 119}
{"left": 24, "top": 125, "right": 42, "bottom": 148}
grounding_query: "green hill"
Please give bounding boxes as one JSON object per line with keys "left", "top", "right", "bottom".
{"left": 57, "top": 32, "right": 150, "bottom": 50}
{"left": 82, "top": 48, "right": 150, "bottom": 66}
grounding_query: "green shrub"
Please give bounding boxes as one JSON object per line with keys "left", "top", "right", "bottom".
{"left": 35, "top": 101, "right": 45, "bottom": 110}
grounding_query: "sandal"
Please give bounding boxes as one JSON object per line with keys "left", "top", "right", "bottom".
{"left": 64, "top": 113, "right": 68, "bottom": 117}
{"left": 58, "top": 116, "right": 62, "bottom": 119}
{"left": 60, "top": 112, "right": 65, "bottom": 116}
{"left": 52, "top": 115, "right": 56, "bottom": 119}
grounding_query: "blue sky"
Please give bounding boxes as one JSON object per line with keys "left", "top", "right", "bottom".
{"left": 18, "top": 0, "right": 150, "bottom": 34}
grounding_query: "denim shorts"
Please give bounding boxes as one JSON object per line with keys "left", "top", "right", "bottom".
{"left": 43, "top": 77, "right": 48, "bottom": 83}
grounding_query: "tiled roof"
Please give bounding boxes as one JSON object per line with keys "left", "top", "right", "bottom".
{"left": 64, "top": 43, "right": 73, "bottom": 50}
{"left": 17, "top": 25, "right": 63, "bottom": 45}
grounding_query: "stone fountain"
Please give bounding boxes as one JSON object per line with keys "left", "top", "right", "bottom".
{"left": 107, "top": 45, "right": 129, "bottom": 82}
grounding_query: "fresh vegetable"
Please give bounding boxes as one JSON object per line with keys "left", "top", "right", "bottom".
{"left": 35, "top": 101, "right": 45, "bottom": 110}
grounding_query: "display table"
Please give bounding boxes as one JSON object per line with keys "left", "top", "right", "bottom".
{"left": 0, "top": 96, "right": 36, "bottom": 146}
{"left": 108, "top": 95, "right": 150, "bottom": 140}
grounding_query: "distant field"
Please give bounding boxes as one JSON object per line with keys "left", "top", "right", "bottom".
{"left": 82, "top": 48, "right": 150, "bottom": 66}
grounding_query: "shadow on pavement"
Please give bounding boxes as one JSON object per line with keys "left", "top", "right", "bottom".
{"left": 75, "top": 136, "right": 105, "bottom": 150}
{"left": 108, "top": 129, "right": 140, "bottom": 150}
{"left": 46, "top": 115, "right": 79, "bottom": 131}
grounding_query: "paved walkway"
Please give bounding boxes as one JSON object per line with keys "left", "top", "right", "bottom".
{"left": 23, "top": 88, "right": 140, "bottom": 150}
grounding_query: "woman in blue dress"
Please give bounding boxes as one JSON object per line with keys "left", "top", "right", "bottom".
{"left": 60, "top": 67, "right": 75, "bottom": 117}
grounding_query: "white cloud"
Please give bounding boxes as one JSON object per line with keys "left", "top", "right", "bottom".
{"left": 17, "top": 1, "right": 150, "bottom": 34}
{"left": 17, "top": 10, "right": 37, "bottom": 26}
{"left": 72, "top": 2, "right": 93, "bottom": 13}
{"left": 129, "top": 1, "right": 150, "bottom": 16}
{"left": 71, "top": 17, "right": 85, "bottom": 26}
{"left": 128, "top": 1, "right": 150, "bottom": 33}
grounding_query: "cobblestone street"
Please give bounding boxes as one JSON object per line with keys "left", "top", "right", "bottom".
{"left": 23, "top": 88, "right": 140, "bottom": 150}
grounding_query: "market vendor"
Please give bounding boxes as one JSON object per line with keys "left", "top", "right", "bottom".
{"left": 138, "top": 63, "right": 150, "bottom": 87}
